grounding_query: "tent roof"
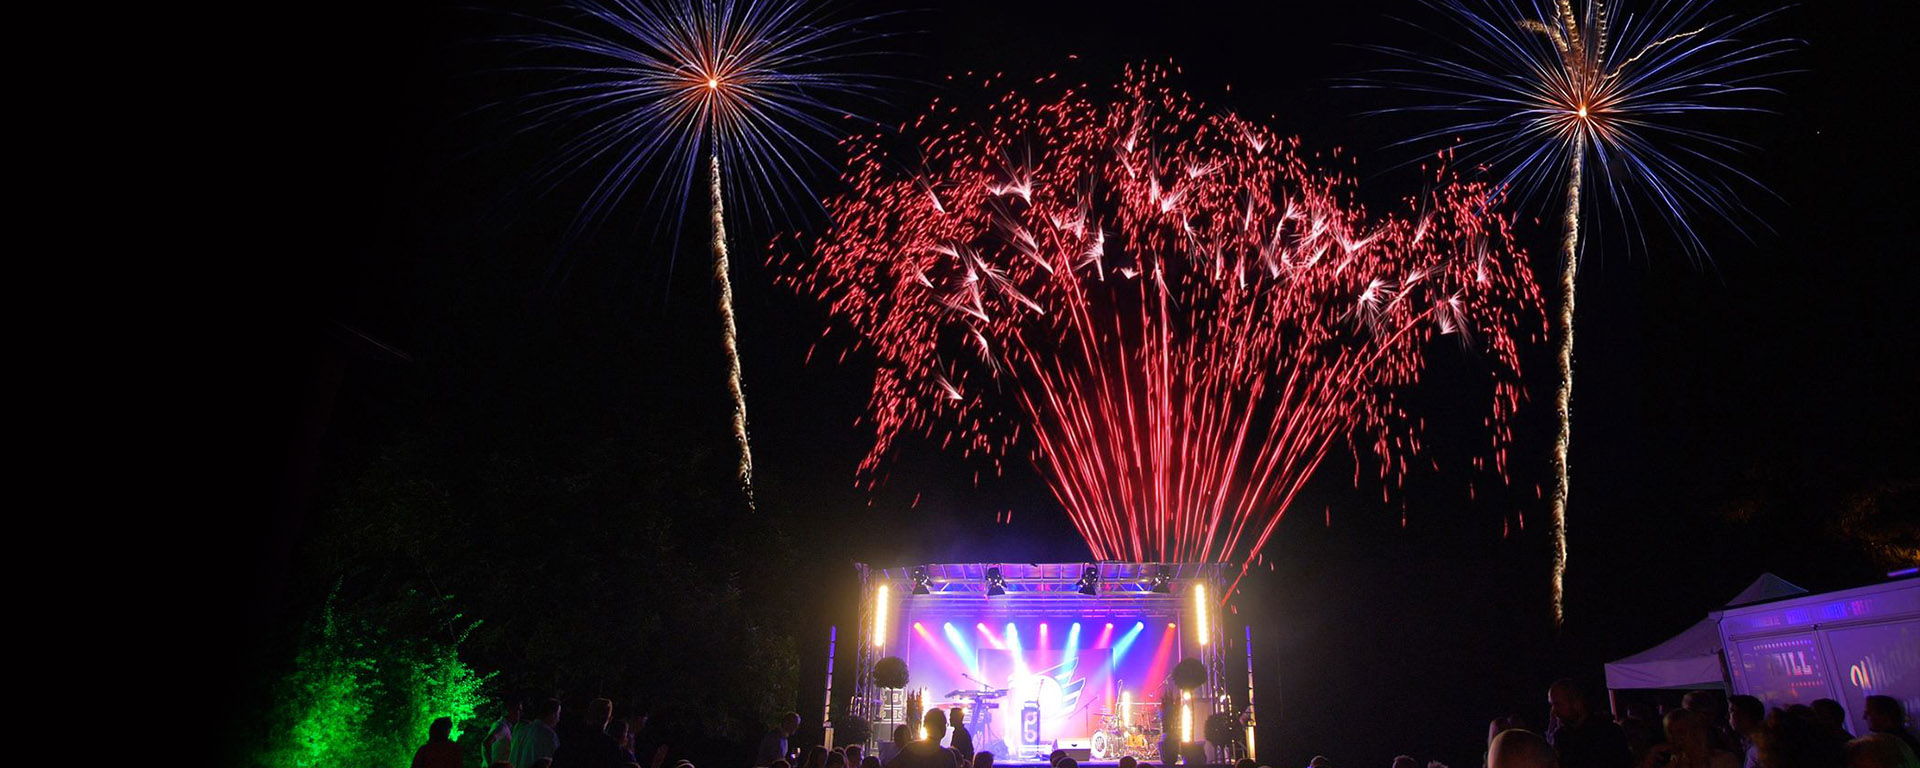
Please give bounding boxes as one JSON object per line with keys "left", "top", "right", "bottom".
{"left": 1604, "top": 617, "right": 1726, "bottom": 690}
{"left": 1723, "top": 572, "right": 1808, "bottom": 607}
{"left": 1603, "top": 573, "right": 1808, "bottom": 691}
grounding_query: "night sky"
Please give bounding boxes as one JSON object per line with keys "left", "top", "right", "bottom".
{"left": 235, "top": 1, "right": 1916, "bottom": 766}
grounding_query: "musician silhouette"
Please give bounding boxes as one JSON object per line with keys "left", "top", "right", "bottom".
{"left": 949, "top": 707, "right": 973, "bottom": 757}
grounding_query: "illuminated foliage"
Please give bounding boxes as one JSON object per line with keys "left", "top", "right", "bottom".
{"left": 263, "top": 588, "right": 492, "bottom": 768}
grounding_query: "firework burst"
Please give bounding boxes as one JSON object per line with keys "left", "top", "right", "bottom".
{"left": 1360, "top": 0, "right": 1795, "bottom": 625}
{"left": 506, "top": 0, "right": 892, "bottom": 508}
{"left": 786, "top": 68, "right": 1544, "bottom": 576}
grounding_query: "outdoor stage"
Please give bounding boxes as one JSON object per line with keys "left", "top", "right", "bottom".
{"left": 836, "top": 563, "right": 1258, "bottom": 764}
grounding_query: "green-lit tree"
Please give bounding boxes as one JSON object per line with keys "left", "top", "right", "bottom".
{"left": 264, "top": 587, "right": 491, "bottom": 768}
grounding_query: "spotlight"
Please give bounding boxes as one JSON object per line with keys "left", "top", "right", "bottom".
{"left": 1076, "top": 566, "right": 1099, "bottom": 596}
{"left": 1150, "top": 566, "right": 1173, "bottom": 594}
{"left": 986, "top": 567, "right": 1007, "bottom": 596}
{"left": 911, "top": 566, "right": 932, "bottom": 595}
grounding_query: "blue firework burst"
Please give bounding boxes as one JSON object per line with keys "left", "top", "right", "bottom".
{"left": 1363, "top": 0, "right": 1797, "bottom": 256}
{"left": 504, "top": 0, "right": 895, "bottom": 241}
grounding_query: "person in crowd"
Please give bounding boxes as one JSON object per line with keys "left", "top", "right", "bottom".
{"left": 828, "top": 749, "right": 848, "bottom": 768}
{"left": 1812, "top": 701, "right": 1853, "bottom": 743}
{"left": 888, "top": 709, "right": 960, "bottom": 768}
{"left": 883, "top": 725, "right": 913, "bottom": 763}
{"left": 1491, "top": 716, "right": 1537, "bottom": 768}
{"left": 1548, "top": 679, "right": 1632, "bottom": 768}
{"left": 1755, "top": 705, "right": 1845, "bottom": 768}
{"left": 861, "top": 755, "right": 883, "bottom": 768}
{"left": 532, "top": 760, "right": 553, "bottom": 768}
{"left": 513, "top": 699, "right": 565, "bottom": 768}
{"left": 1491, "top": 730, "right": 1560, "bottom": 768}
{"left": 801, "top": 744, "right": 829, "bottom": 768}
{"left": 1729, "top": 696, "right": 1767, "bottom": 768}
{"left": 488, "top": 698, "right": 526, "bottom": 767}
{"left": 974, "top": 750, "right": 996, "bottom": 768}
{"left": 1059, "top": 759, "right": 1079, "bottom": 768}
{"left": 950, "top": 707, "right": 974, "bottom": 757}
{"left": 1116, "top": 757, "right": 1135, "bottom": 768}
{"left": 757, "top": 713, "right": 804, "bottom": 767}
{"left": 1309, "top": 756, "right": 1332, "bottom": 768}
{"left": 846, "top": 745, "right": 863, "bottom": 768}
{"left": 1620, "top": 703, "right": 1663, "bottom": 764}
{"left": 1393, "top": 756, "right": 1418, "bottom": 768}
{"left": 555, "top": 698, "right": 623, "bottom": 768}
{"left": 1865, "top": 697, "right": 1920, "bottom": 757}
{"left": 1642, "top": 708, "right": 1738, "bottom": 768}
{"left": 1051, "top": 750, "right": 1069, "bottom": 767}
{"left": 572, "top": 699, "right": 615, "bottom": 740}
{"left": 626, "top": 709, "right": 664, "bottom": 768}
{"left": 1842, "top": 733, "right": 1919, "bottom": 768}
{"left": 1685, "top": 692, "right": 1738, "bottom": 754}
{"left": 408, "top": 716, "right": 462, "bottom": 768}
{"left": 607, "top": 720, "right": 637, "bottom": 766}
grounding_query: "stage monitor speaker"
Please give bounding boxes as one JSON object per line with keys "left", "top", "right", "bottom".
{"left": 1054, "top": 739, "right": 1092, "bottom": 761}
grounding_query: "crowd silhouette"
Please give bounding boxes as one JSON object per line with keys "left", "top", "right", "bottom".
{"left": 418, "top": 682, "right": 1918, "bottom": 768}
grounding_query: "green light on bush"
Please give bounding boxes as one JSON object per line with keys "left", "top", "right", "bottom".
{"left": 266, "top": 591, "right": 491, "bottom": 767}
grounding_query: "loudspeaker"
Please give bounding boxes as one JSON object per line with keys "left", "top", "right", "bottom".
{"left": 1054, "top": 739, "right": 1093, "bottom": 761}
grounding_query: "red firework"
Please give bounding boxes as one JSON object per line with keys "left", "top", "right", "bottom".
{"left": 786, "top": 67, "right": 1544, "bottom": 566}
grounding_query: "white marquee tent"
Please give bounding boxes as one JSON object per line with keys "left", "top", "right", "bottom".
{"left": 1603, "top": 573, "right": 1808, "bottom": 691}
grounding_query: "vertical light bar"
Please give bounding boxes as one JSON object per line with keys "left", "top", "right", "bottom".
{"left": 1194, "top": 584, "right": 1209, "bottom": 646}
{"left": 1244, "top": 625, "right": 1257, "bottom": 760}
{"left": 873, "top": 584, "right": 890, "bottom": 648}
{"left": 1181, "top": 690, "right": 1193, "bottom": 743}
{"left": 823, "top": 626, "right": 838, "bottom": 749}
{"left": 1120, "top": 690, "right": 1132, "bottom": 728}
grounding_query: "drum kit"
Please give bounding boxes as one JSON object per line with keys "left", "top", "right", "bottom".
{"left": 1089, "top": 705, "right": 1163, "bottom": 761}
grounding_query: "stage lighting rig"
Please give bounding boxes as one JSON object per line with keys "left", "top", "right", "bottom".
{"left": 911, "top": 566, "right": 932, "bottom": 595}
{"left": 1150, "top": 566, "right": 1173, "bottom": 594}
{"left": 985, "top": 567, "right": 1007, "bottom": 596}
{"left": 1076, "top": 566, "right": 1099, "bottom": 596}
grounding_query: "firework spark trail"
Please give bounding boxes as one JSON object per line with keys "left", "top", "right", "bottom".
{"left": 1552, "top": 146, "right": 1581, "bottom": 628}
{"left": 786, "top": 68, "right": 1545, "bottom": 568}
{"left": 712, "top": 152, "right": 754, "bottom": 505}
{"left": 1361, "top": 0, "right": 1794, "bottom": 626}
{"left": 506, "top": 0, "right": 892, "bottom": 510}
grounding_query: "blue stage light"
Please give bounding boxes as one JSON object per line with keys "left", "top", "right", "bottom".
{"left": 1111, "top": 621, "right": 1147, "bottom": 662}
